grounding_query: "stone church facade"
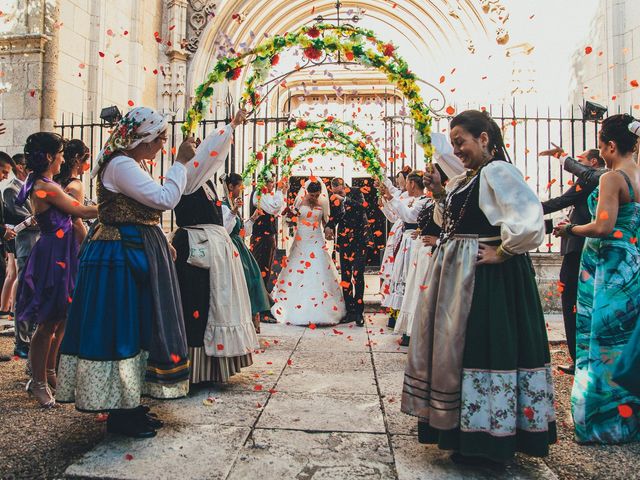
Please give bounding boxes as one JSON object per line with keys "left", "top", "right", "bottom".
{"left": 0, "top": 0, "right": 229, "bottom": 154}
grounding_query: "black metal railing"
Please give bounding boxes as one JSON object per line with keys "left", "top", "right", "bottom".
{"left": 55, "top": 103, "right": 617, "bottom": 256}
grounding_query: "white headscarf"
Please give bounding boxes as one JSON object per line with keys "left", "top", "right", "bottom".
{"left": 91, "top": 107, "right": 168, "bottom": 178}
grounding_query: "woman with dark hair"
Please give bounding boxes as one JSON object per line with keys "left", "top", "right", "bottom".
{"left": 222, "top": 173, "right": 272, "bottom": 334}
{"left": 14, "top": 132, "right": 97, "bottom": 408}
{"left": 555, "top": 113, "right": 640, "bottom": 443}
{"left": 401, "top": 110, "right": 555, "bottom": 465}
{"left": 58, "top": 107, "right": 196, "bottom": 437}
{"left": 270, "top": 178, "right": 346, "bottom": 326}
{"left": 55, "top": 139, "right": 91, "bottom": 243}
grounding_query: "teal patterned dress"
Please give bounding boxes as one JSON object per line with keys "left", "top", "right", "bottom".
{"left": 572, "top": 171, "right": 640, "bottom": 443}
{"left": 223, "top": 200, "right": 271, "bottom": 316}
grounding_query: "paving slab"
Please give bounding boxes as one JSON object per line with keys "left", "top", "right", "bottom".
{"left": 149, "top": 388, "right": 268, "bottom": 427}
{"left": 392, "top": 436, "right": 558, "bottom": 480}
{"left": 376, "top": 371, "right": 405, "bottom": 398}
{"left": 258, "top": 322, "right": 307, "bottom": 338}
{"left": 228, "top": 429, "right": 395, "bottom": 480}
{"left": 288, "top": 350, "right": 373, "bottom": 371}
{"left": 257, "top": 335, "right": 300, "bottom": 351}
{"left": 65, "top": 425, "right": 250, "bottom": 480}
{"left": 297, "top": 332, "right": 371, "bottom": 352}
{"left": 243, "top": 348, "right": 292, "bottom": 374}
{"left": 373, "top": 351, "right": 409, "bottom": 374}
{"left": 257, "top": 392, "right": 386, "bottom": 433}
{"left": 277, "top": 369, "right": 378, "bottom": 395}
{"left": 369, "top": 332, "right": 409, "bottom": 353}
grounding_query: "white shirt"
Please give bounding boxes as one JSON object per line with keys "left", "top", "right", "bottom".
{"left": 102, "top": 155, "right": 186, "bottom": 211}
{"left": 183, "top": 124, "right": 234, "bottom": 195}
{"left": 221, "top": 203, "right": 238, "bottom": 234}
{"left": 434, "top": 161, "right": 544, "bottom": 254}
{"left": 252, "top": 190, "right": 285, "bottom": 215}
{"left": 388, "top": 194, "right": 429, "bottom": 223}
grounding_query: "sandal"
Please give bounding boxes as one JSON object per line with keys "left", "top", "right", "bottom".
{"left": 26, "top": 379, "right": 55, "bottom": 408}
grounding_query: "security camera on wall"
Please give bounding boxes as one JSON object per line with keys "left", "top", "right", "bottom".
{"left": 583, "top": 101, "right": 607, "bottom": 121}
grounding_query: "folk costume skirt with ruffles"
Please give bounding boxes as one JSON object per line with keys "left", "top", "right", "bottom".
{"left": 172, "top": 225, "right": 257, "bottom": 385}
{"left": 58, "top": 224, "right": 190, "bottom": 412}
{"left": 401, "top": 235, "right": 556, "bottom": 462}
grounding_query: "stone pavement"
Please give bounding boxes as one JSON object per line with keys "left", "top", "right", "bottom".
{"left": 64, "top": 313, "right": 562, "bottom": 480}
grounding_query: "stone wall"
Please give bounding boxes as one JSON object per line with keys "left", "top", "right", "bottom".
{"left": 569, "top": 0, "right": 640, "bottom": 111}
{"left": 531, "top": 253, "right": 563, "bottom": 313}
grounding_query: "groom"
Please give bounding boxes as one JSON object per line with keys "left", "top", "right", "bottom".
{"left": 325, "top": 178, "right": 371, "bottom": 326}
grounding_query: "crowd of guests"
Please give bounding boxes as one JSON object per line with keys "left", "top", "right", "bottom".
{"left": 0, "top": 106, "right": 638, "bottom": 466}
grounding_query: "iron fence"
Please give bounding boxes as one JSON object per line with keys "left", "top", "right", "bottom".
{"left": 55, "top": 104, "right": 610, "bottom": 257}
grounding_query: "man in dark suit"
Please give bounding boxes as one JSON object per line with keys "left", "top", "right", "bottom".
{"left": 0, "top": 151, "right": 17, "bottom": 361}
{"left": 4, "top": 153, "right": 39, "bottom": 358}
{"left": 541, "top": 148, "right": 606, "bottom": 374}
{"left": 325, "top": 179, "right": 371, "bottom": 326}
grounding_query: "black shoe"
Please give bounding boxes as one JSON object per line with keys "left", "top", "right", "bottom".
{"left": 340, "top": 312, "right": 355, "bottom": 324}
{"left": 387, "top": 316, "right": 396, "bottom": 329}
{"left": 557, "top": 364, "right": 575, "bottom": 375}
{"left": 13, "top": 345, "right": 28, "bottom": 359}
{"left": 399, "top": 334, "right": 410, "bottom": 347}
{"left": 107, "top": 411, "right": 157, "bottom": 438}
{"left": 450, "top": 452, "right": 505, "bottom": 471}
{"left": 355, "top": 314, "right": 364, "bottom": 327}
{"left": 134, "top": 406, "right": 164, "bottom": 429}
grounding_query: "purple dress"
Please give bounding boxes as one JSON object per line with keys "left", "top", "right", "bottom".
{"left": 15, "top": 176, "right": 78, "bottom": 325}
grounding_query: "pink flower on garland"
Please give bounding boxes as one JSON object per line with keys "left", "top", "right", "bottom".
{"left": 296, "top": 119, "right": 308, "bottom": 129}
{"left": 270, "top": 54, "right": 280, "bottom": 66}
{"left": 285, "top": 138, "right": 296, "bottom": 148}
{"left": 383, "top": 43, "right": 395, "bottom": 57}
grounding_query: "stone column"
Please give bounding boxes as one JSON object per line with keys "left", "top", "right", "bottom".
{"left": 0, "top": 0, "right": 60, "bottom": 153}
{"left": 162, "top": 0, "right": 190, "bottom": 118}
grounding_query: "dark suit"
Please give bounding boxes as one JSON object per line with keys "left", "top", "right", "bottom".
{"left": 4, "top": 177, "right": 39, "bottom": 349}
{"left": 541, "top": 158, "right": 606, "bottom": 362}
{"left": 327, "top": 188, "right": 371, "bottom": 317}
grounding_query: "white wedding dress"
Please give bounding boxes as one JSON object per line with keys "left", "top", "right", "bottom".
{"left": 271, "top": 204, "right": 346, "bottom": 326}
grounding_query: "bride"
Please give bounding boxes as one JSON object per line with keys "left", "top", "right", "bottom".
{"left": 271, "top": 178, "right": 346, "bottom": 326}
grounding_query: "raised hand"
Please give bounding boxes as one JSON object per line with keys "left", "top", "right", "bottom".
{"left": 176, "top": 136, "right": 197, "bottom": 165}
{"left": 231, "top": 109, "right": 248, "bottom": 128}
{"left": 538, "top": 143, "right": 565, "bottom": 158}
{"left": 423, "top": 164, "right": 443, "bottom": 193}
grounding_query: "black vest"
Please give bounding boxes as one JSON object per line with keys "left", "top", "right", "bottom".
{"left": 444, "top": 175, "right": 501, "bottom": 239}
{"left": 174, "top": 180, "right": 223, "bottom": 227}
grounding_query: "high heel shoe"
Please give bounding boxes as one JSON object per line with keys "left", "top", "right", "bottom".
{"left": 26, "top": 379, "right": 56, "bottom": 408}
{"left": 46, "top": 368, "right": 57, "bottom": 394}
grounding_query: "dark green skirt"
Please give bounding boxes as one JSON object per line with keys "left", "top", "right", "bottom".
{"left": 418, "top": 254, "right": 557, "bottom": 462}
{"left": 230, "top": 233, "right": 272, "bottom": 316}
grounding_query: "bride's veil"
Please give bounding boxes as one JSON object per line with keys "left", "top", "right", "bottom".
{"left": 294, "top": 176, "right": 330, "bottom": 223}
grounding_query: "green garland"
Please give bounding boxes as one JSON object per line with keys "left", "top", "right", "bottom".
{"left": 183, "top": 23, "right": 433, "bottom": 160}
{"left": 242, "top": 119, "right": 382, "bottom": 195}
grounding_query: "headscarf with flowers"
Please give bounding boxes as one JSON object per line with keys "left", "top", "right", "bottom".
{"left": 91, "top": 107, "right": 167, "bottom": 178}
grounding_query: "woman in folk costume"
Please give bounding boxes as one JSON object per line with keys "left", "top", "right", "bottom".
{"left": 380, "top": 171, "right": 429, "bottom": 316}
{"left": 378, "top": 166, "right": 411, "bottom": 323}
{"left": 171, "top": 109, "right": 258, "bottom": 385}
{"left": 553, "top": 115, "right": 640, "bottom": 444}
{"left": 401, "top": 110, "right": 555, "bottom": 466}
{"left": 222, "top": 173, "right": 272, "bottom": 334}
{"left": 394, "top": 137, "right": 466, "bottom": 346}
{"left": 58, "top": 107, "right": 197, "bottom": 438}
